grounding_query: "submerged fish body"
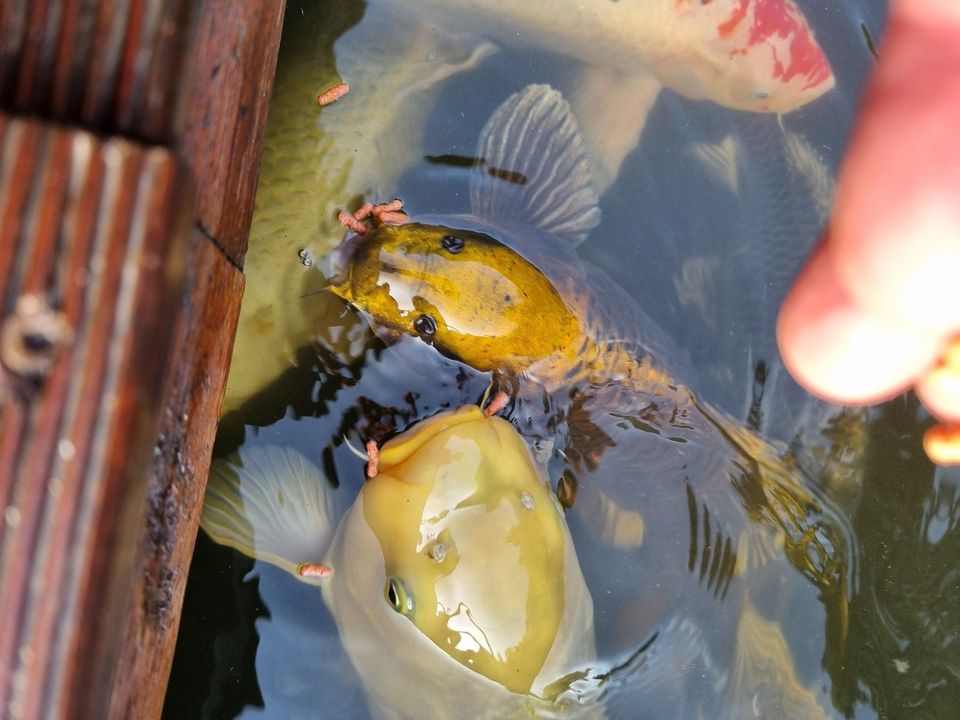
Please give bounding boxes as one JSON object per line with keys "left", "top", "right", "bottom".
{"left": 201, "top": 405, "right": 599, "bottom": 719}
{"left": 377, "top": 0, "right": 834, "bottom": 114}
{"left": 374, "top": 0, "right": 834, "bottom": 188}
{"left": 222, "top": 2, "right": 496, "bottom": 412}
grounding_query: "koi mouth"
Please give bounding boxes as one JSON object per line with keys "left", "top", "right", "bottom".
{"left": 330, "top": 198, "right": 410, "bottom": 296}
{"left": 327, "top": 230, "right": 364, "bottom": 287}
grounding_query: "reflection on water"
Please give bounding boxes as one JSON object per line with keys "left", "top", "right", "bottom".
{"left": 161, "top": 1, "right": 956, "bottom": 718}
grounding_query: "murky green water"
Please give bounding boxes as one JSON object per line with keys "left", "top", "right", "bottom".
{"left": 164, "top": 1, "right": 960, "bottom": 718}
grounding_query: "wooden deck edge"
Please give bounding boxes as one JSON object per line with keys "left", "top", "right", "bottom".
{"left": 0, "top": 117, "right": 193, "bottom": 720}
{"left": 1, "top": 1, "right": 286, "bottom": 717}
{"left": 107, "top": 232, "right": 244, "bottom": 720}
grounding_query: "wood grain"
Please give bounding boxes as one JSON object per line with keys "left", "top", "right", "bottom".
{"left": 0, "top": 0, "right": 197, "bottom": 144}
{"left": 0, "top": 1, "right": 286, "bottom": 717}
{"left": 102, "top": 3, "right": 285, "bottom": 715}
{"left": 0, "top": 116, "right": 191, "bottom": 719}
{"left": 107, "top": 231, "right": 244, "bottom": 720}
{"left": 178, "top": 0, "right": 286, "bottom": 266}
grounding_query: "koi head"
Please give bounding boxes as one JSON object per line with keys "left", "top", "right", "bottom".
{"left": 660, "top": 0, "right": 835, "bottom": 113}
{"left": 329, "top": 222, "right": 583, "bottom": 377}
{"left": 355, "top": 405, "right": 587, "bottom": 695}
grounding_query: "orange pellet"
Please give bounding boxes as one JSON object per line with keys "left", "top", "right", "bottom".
{"left": 337, "top": 210, "right": 367, "bottom": 235}
{"left": 317, "top": 82, "right": 349, "bottom": 106}
{"left": 923, "top": 424, "right": 960, "bottom": 466}
{"left": 484, "top": 390, "right": 509, "bottom": 417}
{"left": 298, "top": 562, "right": 334, "bottom": 578}
{"left": 366, "top": 440, "right": 379, "bottom": 478}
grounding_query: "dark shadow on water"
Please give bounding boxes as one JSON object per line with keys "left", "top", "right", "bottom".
{"left": 824, "top": 395, "right": 960, "bottom": 719}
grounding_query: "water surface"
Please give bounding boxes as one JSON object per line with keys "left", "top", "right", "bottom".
{"left": 165, "top": 2, "right": 960, "bottom": 718}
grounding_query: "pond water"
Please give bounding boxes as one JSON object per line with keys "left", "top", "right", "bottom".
{"left": 164, "top": 1, "right": 960, "bottom": 718}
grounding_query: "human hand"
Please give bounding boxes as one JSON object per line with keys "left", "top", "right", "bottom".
{"left": 777, "top": 0, "right": 960, "bottom": 464}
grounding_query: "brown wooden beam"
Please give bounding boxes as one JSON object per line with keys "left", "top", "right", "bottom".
{"left": 0, "top": 0, "right": 197, "bottom": 144}
{"left": 179, "top": 0, "right": 287, "bottom": 266}
{"left": 0, "top": 115, "right": 191, "bottom": 719}
{"left": 108, "top": 232, "right": 244, "bottom": 720}
{"left": 107, "top": 5, "right": 286, "bottom": 717}
{"left": 0, "top": 0, "right": 286, "bottom": 717}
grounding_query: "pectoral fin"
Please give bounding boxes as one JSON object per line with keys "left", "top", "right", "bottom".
{"left": 565, "top": 66, "right": 662, "bottom": 194}
{"left": 577, "top": 483, "right": 646, "bottom": 550}
{"left": 782, "top": 130, "right": 835, "bottom": 222}
{"left": 201, "top": 445, "right": 341, "bottom": 585}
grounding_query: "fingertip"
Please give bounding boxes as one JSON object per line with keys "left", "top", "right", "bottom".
{"left": 828, "top": 0, "right": 960, "bottom": 332}
{"left": 777, "top": 244, "right": 940, "bottom": 405}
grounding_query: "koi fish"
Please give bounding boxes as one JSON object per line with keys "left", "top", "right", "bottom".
{"left": 201, "top": 405, "right": 600, "bottom": 719}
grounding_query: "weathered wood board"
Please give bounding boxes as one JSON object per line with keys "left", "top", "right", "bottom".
{"left": 0, "top": 0, "right": 286, "bottom": 717}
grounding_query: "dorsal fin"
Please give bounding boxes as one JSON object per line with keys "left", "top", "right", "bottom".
{"left": 470, "top": 84, "right": 601, "bottom": 246}
{"left": 201, "top": 445, "right": 340, "bottom": 584}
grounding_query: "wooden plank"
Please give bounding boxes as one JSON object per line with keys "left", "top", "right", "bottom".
{"left": 0, "top": 0, "right": 197, "bottom": 144}
{"left": 179, "top": 0, "right": 286, "bottom": 266}
{"left": 0, "top": 115, "right": 191, "bottom": 719}
{"left": 107, "top": 231, "right": 243, "bottom": 720}
{"left": 0, "top": 1, "right": 286, "bottom": 717}
{"left": 107, "top": 1, "right": 284, "bottom": 716}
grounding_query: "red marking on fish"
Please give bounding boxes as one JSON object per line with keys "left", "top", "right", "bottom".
{"left": 720, "top": 0, "right": 831, "bottom": 91}
{"left": 717, "top": 0, "right": 750, "bottom": 37}
{"left": 749, "top": 0, "right": 831, "bottom": 89}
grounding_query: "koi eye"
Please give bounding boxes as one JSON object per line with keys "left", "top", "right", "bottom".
{"left": 385, "top": 577, "right": 414, "bottom": 615}
{"left": 414, "top": 314, "right": 437, "bottom": 337}
{"left": 442, "top": 235, "right": 464, "bottom": 254}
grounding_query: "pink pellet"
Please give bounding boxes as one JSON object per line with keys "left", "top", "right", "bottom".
{"left": 484, "top": 390, "right": 510, "bottom": 417}
{"left": 372, "top": 210, "right": 408, "bottom": 225}
{"left": 338, "top": 210, "right": 367, "bottom": 235}
{"left": 366, "top": 440, "right": 379, "bottom": 478}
